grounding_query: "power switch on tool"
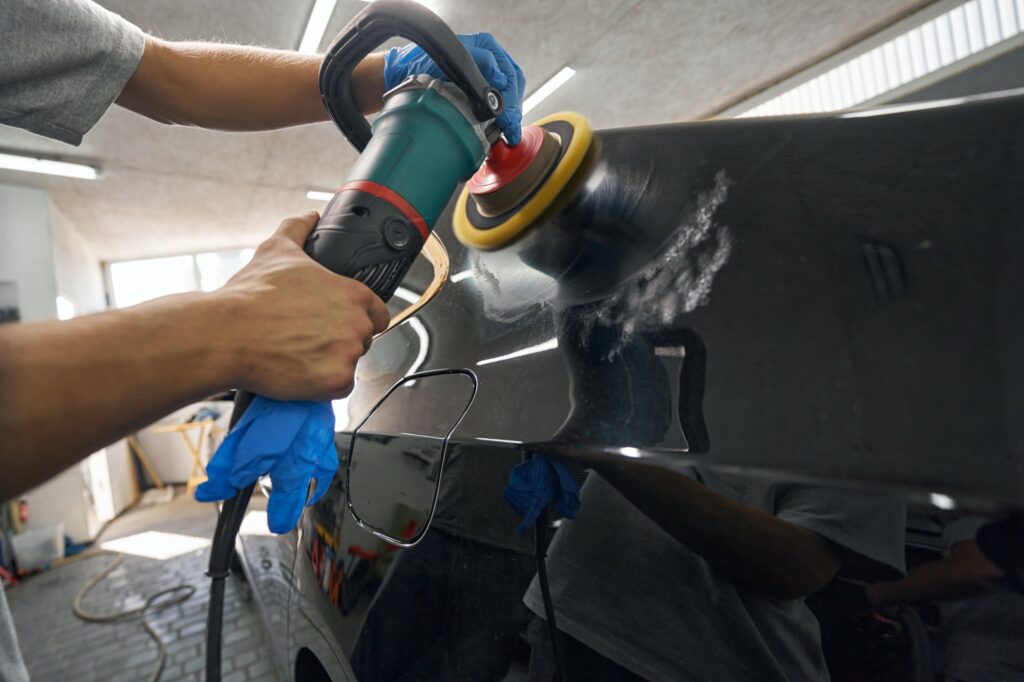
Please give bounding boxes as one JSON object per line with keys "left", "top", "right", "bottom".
{"left": 384, "top": 217, "right": 413, "bottom": 250}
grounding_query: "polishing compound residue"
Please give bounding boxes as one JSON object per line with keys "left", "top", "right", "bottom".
{"left": 469, "top": 247, "right": 559, "bottom": 323}
{"left": 578, "top": 170, "right": 733, "bottom": 358}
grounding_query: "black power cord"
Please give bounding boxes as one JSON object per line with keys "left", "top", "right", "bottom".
{"left": 207, "top": 405, "right": 571, "bottom": 682}
{"left": 533, "top": 483, "right": 567, "bottom": 682}
{"left": 205, "top": 390, "right": 256, "bottom": 682}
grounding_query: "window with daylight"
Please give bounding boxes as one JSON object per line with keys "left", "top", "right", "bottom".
{"left": 108, "top": 248, "right": 255, "bottom": 308}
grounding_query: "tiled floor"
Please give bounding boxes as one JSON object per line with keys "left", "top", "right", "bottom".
{"left": 6, "top": 492, "right": 281, "bottom": 681}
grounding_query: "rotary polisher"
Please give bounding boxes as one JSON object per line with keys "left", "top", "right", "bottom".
{"left": 306, "top": 5, "right": 505, "bottom": 297}
{"left": 205, "top": 0, "right": 506, "bottom": 678}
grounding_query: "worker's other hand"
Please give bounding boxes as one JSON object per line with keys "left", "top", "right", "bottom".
{"left": 216, "top": 211, "right": 390, "bottom": 401}
{"left": 384, "top": 33, "right": 526, "bottom": 145}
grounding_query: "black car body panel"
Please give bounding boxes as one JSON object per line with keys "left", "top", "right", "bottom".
{"left": 241, "top": 90, "right": 1024, "bottom": 680}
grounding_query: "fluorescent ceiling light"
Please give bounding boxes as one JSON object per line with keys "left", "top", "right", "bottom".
{"left": 522, "top": 66, "right": 576, "bottom": 115}
{"left": 0, "top": 152, "right": 98, "bottom": 180}
{"left": 306, "top": 190, "right": 334, "bottom": 201}
{"left": 477, "top": 337, "right": 558, "bottom": 366}
{"left": 387, "top": 287, "right": 431, "bottom": 376}
{"left": 404, "top": 317, "right": 430, "bottom": 375}
{"left": 450, "top": 270, "right": 473, "bottom": 283}
{"left": 299, "top": 0, "right": 339, "bottom": 54}
{"left": 732, "top": 0, "right": 1024, "bottom": 118}
{"left": 100, "top": 530, "right": 210, "bottom": 560}
{"left": 929, "top": 492, "right": 957, "bottom": 510}
{"left": 391, "top": 286, "right": 420, "bottom": 304}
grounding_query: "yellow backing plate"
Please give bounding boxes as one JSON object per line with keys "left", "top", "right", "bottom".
{"left": 454, "top": 111, "right": 592, "bottom": 250}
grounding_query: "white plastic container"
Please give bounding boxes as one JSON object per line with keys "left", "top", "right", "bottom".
{"left": 11, "top": 523, "right": 64, "bottom": 570}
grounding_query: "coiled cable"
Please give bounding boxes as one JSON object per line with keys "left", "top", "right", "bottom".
{"left": 72, "top": 550, "right": 196, "bottom": 682}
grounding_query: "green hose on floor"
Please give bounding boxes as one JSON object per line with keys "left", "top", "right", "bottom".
{"left": 71, "top": 550, "right": 196, "bottom": 682}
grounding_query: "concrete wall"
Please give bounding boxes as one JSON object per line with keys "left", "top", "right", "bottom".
{"left": 50, "top": 205, "right": 107, "bottom": 315}
{"left": 0, "top": 184, "right": 58, "bottom": 321}
{"left": 0, "top": 184, "right": 91, "bottom": 541}
{"left": 0, "top": 183, "right": 134, "bottom": 542}
{"left": 49, "top": 204, "right": 136, "bottom": 522}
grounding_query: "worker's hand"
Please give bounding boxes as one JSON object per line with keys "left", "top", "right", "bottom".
{"left": 216, "top": 211, "right": 390, "bottom": 401}
{"left": 384, "top": 33, "right": 526, "bottom": 145}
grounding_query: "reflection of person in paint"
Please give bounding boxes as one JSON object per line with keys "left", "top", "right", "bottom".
{"left": 348, "top": 372, "right": 539, "bottom": 680}
{"left": 349, "top": 439, "right": 538, "bottom": 680}
{"left": 522, "top": 305, "right": 908, "bottom": 681}
{"left": 866, "top": 515, "right": 1024, "bottom": 682}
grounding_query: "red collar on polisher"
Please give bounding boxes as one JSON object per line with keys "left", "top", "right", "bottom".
{"left": 466, "top": 125, "right": 561, "bottom": 217}
{"left": 467, "top": 125, "right": 553, "bottom": 194}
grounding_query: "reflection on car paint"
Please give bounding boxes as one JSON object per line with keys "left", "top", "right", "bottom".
{"left": 237, "top": 90, "right": 1024, "bottom": 681}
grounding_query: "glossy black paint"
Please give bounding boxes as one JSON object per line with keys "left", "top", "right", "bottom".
{"left": 359, "top": 91, "right": 1024, "bottom": 500}
{"left": 240, "top": 91, "right": 1024, "bottom": 680}
{"left": 346, "top": 369, "right": 478, "bottom": 546}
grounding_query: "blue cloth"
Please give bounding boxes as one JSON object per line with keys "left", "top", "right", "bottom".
{"left": 383, "top": 32, "right": 526, "bottom": 145}
{"left": 503, "top": 454, "right": 581, "bottom": 534}
{"left": 194, "top": 397, "right": 337, "bottom": 534}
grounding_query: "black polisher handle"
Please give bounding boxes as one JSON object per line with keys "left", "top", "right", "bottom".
{"left": 305, "top": 190, "right": 424, "bottom": 303}
{"left": 319, "top": 0, "right": 503, "bottom": 152}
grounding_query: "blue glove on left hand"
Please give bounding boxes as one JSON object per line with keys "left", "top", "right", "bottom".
{"left": 504, "top": 454, "right": 581, "bottom": 534}
{"left": 195, "top": 397, "right": 337, "bottom": 534}
{"left": 383, "top": 32, "right": 526, "bottom": 145}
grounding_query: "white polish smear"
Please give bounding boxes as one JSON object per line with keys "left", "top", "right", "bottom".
{"left": 470, "top": 247, "right": 559, "bottom": 323}
{"left": 579, "top": 170, "right": 733, "bottom": 358}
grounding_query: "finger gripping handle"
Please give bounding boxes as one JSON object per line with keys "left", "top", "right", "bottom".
{"left": 319, "top": 0, "right": 503, "bottom": 152}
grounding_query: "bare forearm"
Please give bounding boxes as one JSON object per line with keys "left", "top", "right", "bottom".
{"left": 116, "top": 37, "right": 386, "bottom": 129}
{"left": 594, "top": 463, "right": 842, "bottom": 599}
{"left": 867, "top": 542, "right": 1002, "bottom": 607}
{"left": 0, "top": 213, "right": 388, "bottom": 501}
{"left": 0, "top": 293, "right": 233, "bottom": 499}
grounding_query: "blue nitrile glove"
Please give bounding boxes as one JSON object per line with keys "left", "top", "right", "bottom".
{"left": 383, "top": 32, "right": 526, "bottom": 145}
{"left": 503, "top": 454, "right": 581, "bottom": 534}
{"left": 195, "top": 397, "right": 337, "bottom": 534}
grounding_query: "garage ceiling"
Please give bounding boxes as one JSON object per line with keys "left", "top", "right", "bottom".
{"left": 0, "top": 0, "right": 934, "bottom": 262}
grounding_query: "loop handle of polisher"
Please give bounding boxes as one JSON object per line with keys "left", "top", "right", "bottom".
{"left": 319, "top": 0, "right": 502, "bottom": 152}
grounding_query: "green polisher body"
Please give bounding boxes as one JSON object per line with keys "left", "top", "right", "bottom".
{"left": 304, "top": 0, "right": 506, "bottom": 303}
{"left": 306, "top": 77, "right": 495, "bottom": 301}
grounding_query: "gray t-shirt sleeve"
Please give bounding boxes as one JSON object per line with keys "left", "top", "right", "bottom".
{"left": 774, "top": 484, "right": 907, "bottom": 578}
{"left": 0, "top": 0, "right": 145, "bottom": 145}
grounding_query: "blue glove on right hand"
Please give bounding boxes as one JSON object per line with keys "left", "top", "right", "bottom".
{"left": 383, "top": 32, "right": 526, "bottom": 145}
